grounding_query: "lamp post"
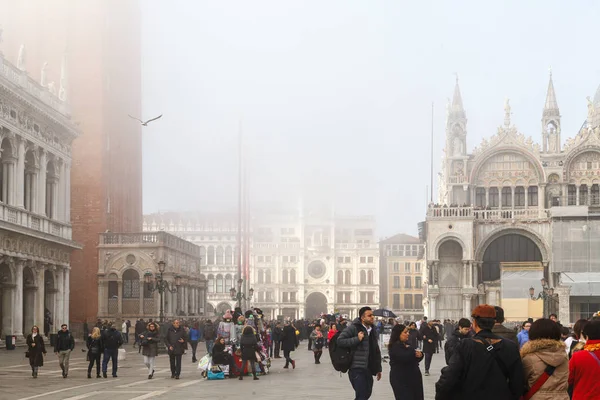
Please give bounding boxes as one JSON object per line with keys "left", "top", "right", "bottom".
{"left": 144, "top": 260, "right": 181, "bottom": 323}
{"left": 529, "top": 278, "right": 558, "bottom": 318}
{"left": 230, "top": 278, "right": 254, "bottom": 309}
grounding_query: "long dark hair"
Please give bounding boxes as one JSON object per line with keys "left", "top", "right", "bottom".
{"left": 388, "top": 324, "right": 407, "bottom": 349}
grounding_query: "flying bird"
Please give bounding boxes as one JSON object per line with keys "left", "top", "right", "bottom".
{"left": 128, "top": 114, "right": 163, "bottom": 126}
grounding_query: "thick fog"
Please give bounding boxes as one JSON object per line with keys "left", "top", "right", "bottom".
{"left": 140, "top": 1, "right": 600, "bottom": 236}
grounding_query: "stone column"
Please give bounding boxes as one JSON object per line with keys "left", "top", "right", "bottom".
{"left": 7, "top": 161, "right": 15, "bottom": 205}
{"left": 64, "top": 162, "right": 71, "bottom": 222}
{"left": 63, "top": 267, "right": 70, "bottom": 325}
{"left": 525, "top": 186, "right": 529, "bottom": 209}
{"left": 539, "top": 184, "right": 546, "bottom": 209}
{"left": 97, "top": 280, "right": 107, "bottom": 315}
{"left": 462, "top": 261, "right": 469, "bottom": 288}
{"left": 38, "top": 149, "right": 47, "bottom": 215}
{"left": 429, "top": 294, "right": 438, "bottom": 320}
{"left": 55, "top": 266, "right": 64, "bottom": 328}
{"left": 1, "top": 160, "right": 8, "bottom": 203}
{"left": 511, "top": 186, "right": 515, "bottom": 209}
{"left": 13, "top": 260, "right": 24, "bottom": 336}
{"left": 117, "top": 281, "right": 123, "bottom": 315}
{"left": 16, "top": 138, "right": 25, "bottom": 208}
{"left": 463, "top": 294, "right": 472, "bottom": 317}
{"left": 35, "top": 265, "right": 45, "bottom": 327}
{"left": 139, "top": 279, "right": 144, "bottom": 316}
{"left": 555, "top": 286, "right": 571, "bottom": 326}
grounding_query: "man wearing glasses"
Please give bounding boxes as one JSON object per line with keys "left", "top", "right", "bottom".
{"left": 54, "top": 324, "right": 75, "bottom": 378}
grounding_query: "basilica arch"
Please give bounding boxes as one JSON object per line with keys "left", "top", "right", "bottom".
{"left": 305, "top": 291, "right": 327, "bottom": 319}
{"left": 474, "top": 226, "right": 550, "bottom": 264}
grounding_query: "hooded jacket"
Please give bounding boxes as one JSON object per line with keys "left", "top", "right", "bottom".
{"left": 337, "top": 318, "right": 382, "bottom": 375}
{"left": 520, "top": 339, "right": 569, "bottom": 400}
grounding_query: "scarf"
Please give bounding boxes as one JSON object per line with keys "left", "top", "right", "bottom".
{"left": 32, "top": 333, "right": 37, "bottom": 338}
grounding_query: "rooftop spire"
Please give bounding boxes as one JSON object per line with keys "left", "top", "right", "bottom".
{"left": 449, "top": 74, "right": 466, "bottom": 121}
{"left": 544, "top": 68, "right": 559, "bottom": 113}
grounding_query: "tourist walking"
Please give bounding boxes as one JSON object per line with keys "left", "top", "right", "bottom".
{"left": 204, "top": 319, "right": 216, "bottom": 355}
{"left": 272, "top": 322, "right": 283, "bottom": 358}
{"left": 518, "top": 321, "right": 532, "bottom": 349}
{"left": 140, "top": 322, "right": 160, "bottom": 379}
{"left": 281, "top": 320, "right": 299, "bottom": 369}
{"left": 388, "top": 324, "right": 424, "bottom": 400}
{"left": 239, "top": 326, "right": 260, "bottom": 380}
{"left": 408, "top": 322, "right": 422, "bottom": 350}
{"left": 310, "top": 324, "right": 325, "bottom": 364}
{"left": 188, "top": 322, "right": 200, "bottom": 363}
{"left": 520, "top": 318, "right": 569, "bottom": 400}
{"left": 86, "top": 327, "right": 103, "bottom": 378}
{"left": 165, "top": 319, "right": 187, "bottom": 379}
{"left": 54, "top": 324, "right": 75, "bottom": 378}
{"left": 337, "top": 306, "right": 383, "bottom": 400}
{"left": 435, "top": 305, "right": 524, "bottom": 400}
{"left": 568, "top": 320, "right": 600, "bottom": 399}
{"left": 102, "top": 322, "right": 123, "bottom": 378}
{"left": 420, "top": 319, "right": 439, "bottom": 376}
{"left": 26, "top": 326, "right": 46, "bottom": 378}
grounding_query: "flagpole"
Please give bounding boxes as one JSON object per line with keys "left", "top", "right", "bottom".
{"left": 430, "top": 102, "right": 434, "bottom": 203}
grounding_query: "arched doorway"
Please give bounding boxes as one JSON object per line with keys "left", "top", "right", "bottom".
{"left": 482, "top": 234, "right": 542, "bottom": 281}
{"left": 305, "top": 292, "right": 327, "bottom": 319}
{"left": 215, "top": 302, "right": 231, "bottom": 316}
{"left": 437, "top": 240, "right": 463, "bottom": 320}
{"left": 0, "top": 262, "right": 13, "bottom": 337}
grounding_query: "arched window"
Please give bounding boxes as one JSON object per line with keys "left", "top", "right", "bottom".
{"left": 337, "top": 270, "right": 343, "bottom": 284}
{"left": 501, "top": 187, "right": 512, "bottom": 207}
{"left": 360, "top": 270, "right": 366, "bottom": 285}
{"left": 216, "top": 246, "right": 224, "bottom": 264}
{"left": 515, "top": 187, "right": 525, "bottom": 207}
{"left": 207, "top": 274, "right": 215, "bottom": 293}
{"left": 290, "top": 269, "right": 296, "bottom": 284}
{"left": 265, "top": 269, "right": 272, "bottom": 284}
{"left": 225, "top": 274, "right": 233, "bottom": 291}
{"left": 489, "top": 187, "right": 499, "bottom": 207}
{"left": 207, "top": 246, "right": 215, "bottom": 265}
{"left": 367, "top": 270, "right": 374, "bottom": 285}
{"left": 581, "top": 184, "right": 589, "bottom": 206}
{"left": 216, "top": 274, "right": 224, "bottom": 293}
{"left": 258, "top": 270, "right": 264, "bottom": 284}
{"left": 200, "top": 246, "right": 207, "bottom": 266}
{"left": 122, "top": 269, "right": 140, "bottom": 298}
{"left": 282, "top": 269, "right": 288, "bottom": 284}
{"left": 345, "top": 270, "right": 352, "bottom": 285}
{"left": 475, "top": 188, "right": 486, "bottom": 207}
{"left": 225, "top": 246, "right": 233, "bottom": 264}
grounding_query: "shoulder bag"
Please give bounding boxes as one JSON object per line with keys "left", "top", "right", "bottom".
{"left": 522, "top": 364, "right": 556, "bottom": 400}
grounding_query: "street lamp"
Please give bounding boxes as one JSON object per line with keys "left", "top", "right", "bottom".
{"left": 230, "top": 278, "right": 254, "bottom": 308}
{"left": 145, "top": 261, "right": 181, "bottom": 322}
{"left": 530, "top": 278, "right": 558, "bottom": 318}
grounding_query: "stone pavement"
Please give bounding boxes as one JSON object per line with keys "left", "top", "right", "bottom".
{"left": 0, "top": 341, "right": 447, "bottom": 399}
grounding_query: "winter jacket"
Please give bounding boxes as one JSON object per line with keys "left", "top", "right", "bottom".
{"left": 189, "top": 328, "right": 200, "bottom": 342}
{"left": 568, "top": 340, "right": 600, "bottom": 400}
{"left": 337, "top": 318, "right": 382, "bottom": 375}
{"left": 493, "top": 323, "right": 518, "bottom": 345}
{"left": 518, "top": 329, "right": 530, "bottom": 349}
{"left": 327, "top": 329, "right": 337, "bottom": 342}
{"left": 240, "top": 331, "right": 259, "bottom": 360}
{"left": 309, "top": 329, "right": 325, "bottom": 351}
{"left": 420, "top": 324, "right": 439, "bottom": 354}
{"left": 140, "top": 327, "right": 160, "bottom": 357}
{"left": 27, "top": 333, "right": 46, "bottom": 367}
{"left": 203, "top": 322, "right": 216, "bottom": 340}
{"left": 86, "top": 336, "right": 103, "bottom": 358}
{"left": 211, "top": 341, "right": 231, "bottom": 365}
{"left": 164, "top": 325, "right": 188, "bottom": 355}
{"left": 389, "top": 341, "right": 424, "bottom": 400}
{"left": 281, "top": 325, "right": 299, "bottom": 352}
{"left": 520, "top": 339, "right": 569, "bottom": 400}
{"left": 102, "top": 327, "right": 123, "bottom": 350}
{"left": 272, "top": 326, "right": 282, "bottom": 342}
{"left": 54, "top": 329, "right": 75, "bottom": 352}
{"left": 435, "top": 330, "right": 524, "bottom": 400}
{"left": 444, "top": 329, "right": 468, "bottom": 365}
{"left": 408, "top": 329, "right": 422, "bottom": 349}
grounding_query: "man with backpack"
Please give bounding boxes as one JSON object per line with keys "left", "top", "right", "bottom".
{"left": 336, "top": 306, "right": 382, "bottom": 400}
{"left": 435, "top": 305, "right": 524, "bottom": 400}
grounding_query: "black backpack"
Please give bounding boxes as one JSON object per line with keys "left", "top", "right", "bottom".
{"left": 329, "top": 330, "right": 354, "bottom": 373}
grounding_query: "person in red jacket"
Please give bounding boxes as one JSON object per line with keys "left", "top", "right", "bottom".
{"left": 327, "top": 323, "right": 337, "bottom": 343}
{"left": 568, "top": 319, "right": 600, "bottom": 399}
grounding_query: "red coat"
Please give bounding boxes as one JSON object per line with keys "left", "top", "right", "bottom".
{"left": 327, "top": 329, "right": 337, "bottom": 341}
{"left": 568, "top": 340, "right": 600, "bottom": 400}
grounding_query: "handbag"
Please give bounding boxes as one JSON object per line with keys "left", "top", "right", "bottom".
{"left": 207, "top": 370, "right": 225, "bottom": 380}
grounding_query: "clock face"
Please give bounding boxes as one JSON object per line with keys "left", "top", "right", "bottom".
{"left": 308, "top": 260, "right": 326, "bottom": 279}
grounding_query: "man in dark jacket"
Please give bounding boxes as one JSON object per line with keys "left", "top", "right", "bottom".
{"left": 101, "top": 322, "right": 123, "bottom": 378}
{"left": 444, "top": 318, "right": 471, "bottom": 365}
{"left": 337, "top": 307, "right": 382, "bottom": 400}
{"left": 272, "top": 322, "right": 283, "bottom": 358}
{"left": 203, "top": 319, "right": 216, "bottom": 354}
{"left": 281, "top": 321, "right": 299, "bottom": 369}
{"left": 134, "top": 319, "right": 145, "bottom": 351}
{"left": 165, "top": 319, "right": 188, "bottom": 379}
{"left": 491, "top": 306, "right": 518, "bottom": 344}
{"left": 435, "top": 305, "right": 524, "bottom": 400}
{"left": 54, "top": 324, "right": 75, "bottom": 378}
{"left": 420, "top": 319, "right": 439, "bottom": 375}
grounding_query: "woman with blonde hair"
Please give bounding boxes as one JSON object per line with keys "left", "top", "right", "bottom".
{"left": 87, "top": 327, "right": 103, "bottom": 378}
{"left": 26, "top": 325, "right": 46, "bottom": 378}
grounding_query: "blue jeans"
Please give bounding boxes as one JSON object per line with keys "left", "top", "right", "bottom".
{"left": 348, "top": 368, "right": 374, "bottom": 400}
{"left": 205, "top": 340, "right": 214, "bottom": 354}
{"left": 102, "top": 349, "right": 118, "bottom": 376}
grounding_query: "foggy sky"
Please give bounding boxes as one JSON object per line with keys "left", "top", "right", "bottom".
{"left": 140, "top": 0, "right": 600, "bottom": 237}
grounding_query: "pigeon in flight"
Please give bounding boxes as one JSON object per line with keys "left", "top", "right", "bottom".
{"left": 128, "top": 114, "right": 163, "bottom": 126}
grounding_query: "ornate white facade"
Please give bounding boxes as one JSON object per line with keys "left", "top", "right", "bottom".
{"left": 0, "top": 48, "right": 79, "bottom": 338}
{"left": 426, "top": 75, "right": 600, "bottom": 324}
{"left": 144, "top": 204, "right": 380, "bottom": 320}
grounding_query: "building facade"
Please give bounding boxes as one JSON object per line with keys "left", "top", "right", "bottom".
{"left": 426, "top": 75, "right": 600, "bottom": 324}
{"left": 1, "top": 0, "right": 144, "bottom": 334}
{"left": 144, "top": 204, "right": 380, "bottom": 320}
{"left": 379, "top": 234, "right": 425, "bottom": 321}
{"left": 0, "top": 48, "right": 79, "bottom": 338}
{"left": 97, "top": 232, "right": 206, "bottom": 323}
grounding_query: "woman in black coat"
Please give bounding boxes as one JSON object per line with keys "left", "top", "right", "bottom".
{"left": 26, "top": 325, "right": 46, "bottom": 378}
{"left": 407, "top": 322, "right": 422, "bottom": 349}
{"left": 86, "top": 327, "right": 104, "bottom": 378}
{"left": 388, "top": 324, "right": 424, "bottom": 400}
{"left": 212, "top": 336, "right": 237, "bottom": 378}
{"left": 239, "top": 326, "right": 259, "bottom": 380}
{"left": 281, "top": 321, "right": 299, "bottom": 369}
